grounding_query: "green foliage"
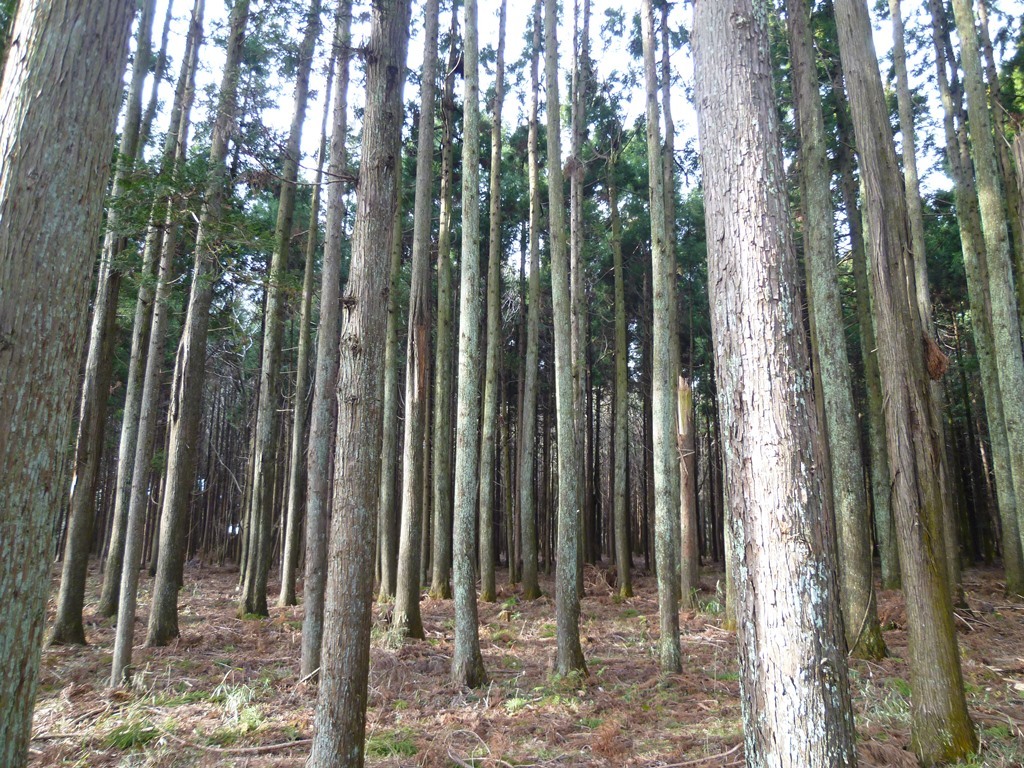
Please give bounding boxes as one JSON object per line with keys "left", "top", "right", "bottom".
{"left": 365, "top": 729, "right": 418, "bottom": 758}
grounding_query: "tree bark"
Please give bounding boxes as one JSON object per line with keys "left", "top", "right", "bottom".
{"left": 0, "top": 0, "right": 134, "bottom": 759}
{"left": 307, "top": 1, "right": 409, "bottom": 762}
{"left": 609, "top": 167, "right": 631, "bottom": 599}
{"left": 692, "top": 3, "right": 858, "bottom": 763}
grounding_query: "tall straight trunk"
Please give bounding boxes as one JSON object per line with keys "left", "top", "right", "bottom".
{"left": 677, "top": 376, "right": 698, "bottom": 601}
{"left": 49, "top": 0, "right": 157, "bottom": 646}
{"left": 280, "top": 43, "right": 336, "bottom": 609}
{"left": 609, "top": 168, "right": 632, "bottom": 599}
{"left": 927, "top": 0, "right": 1024, "bottom": 595}
{"left": 950, "top": 0, "right": 1024, "bottom": 584}
{"left": 450, "top": 0, "right": 486, "bottom": 688}
{"left": 890, "top": 0, "right": 963, "bottom": 600}
{"left": 692, "top": 3, "right": 858, "bottom": 763}
{"left": 392, "top": 0, "right": 439, "bottom": 637}
{"left": 110, "top": 34, "right": 202, "bottom": 683}
{"left": 146, "top": 0, "right": 251, "bottom": 647}
{"left": 640, "top": 0, "right": 680, "bottom": 674}
{"left": 307, "top": 1, "right": 409, "bottom": 762}
{"left": 301, "top": 0, "right": 353, "bottom": 679}
{"left": 376, "top": 197, "right": 403, "bottom": 599}
{"left": 833, "top": 0, "right": 977, "bottom": 761}
{"left": 242, "top": 0, "right": 321, "bottom": 617}
{"left": 478, "top": 0, "right": 507, "bottom": 605}
{"left": 545, "top": 0, "right": 586, "bottom": 677}
{"left": 518, "top": 0, "right": 543, "bottom": 602}
{"left": 138, "top": 0, "right": 175, "bottom": 152}
{"left": 788, "top": 0, "right": 885, "bottom": 660}
{"left": 0, "top": 0, "right": 134, "bottom": 760}
{"left": 429, "top": 4, "right": 460, "bottom": 600}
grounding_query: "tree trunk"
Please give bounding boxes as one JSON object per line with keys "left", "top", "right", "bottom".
{"left": 545, "top": 0, "right": 586, "bottom": 677}
{"left": 307, "top": 1, "right": 409, "bottom": 762}
{"left": 788, "top": 0, "right": 885, "bottom": 660}
{"left": 0, "top": 0, "right": 134, "bottom": 759}
{"left": 146, "top": 0, "right": 251, "bottom": 647}
{"left": 478, "top": 0, "right": 507, "bottom": 605}
{"left": 692, "top": 3, "right": 858, "bottom": 763}
{"left": 301, "top": 0, "right": 353, "bottom": 679}
{"left": 49, "top": 0, "right": 157, "bottom": 646}
{"left": 450, "top": 0, "right": 487, "bottom": 688}
{"left": 833, "top": 0, "right": 977, "bottom": 760}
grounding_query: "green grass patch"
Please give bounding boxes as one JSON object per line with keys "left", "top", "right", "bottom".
{"left": 365, "top": 729, "right": 417, "bottom": 758}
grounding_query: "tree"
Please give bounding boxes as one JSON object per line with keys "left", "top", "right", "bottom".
{"left": 786, "top": 0, "right": 885, "bottom": 659}
{"left": 307, "top": 0, "right": 409, "bottom": 761}
{"left": 546, "top": 0, "right": 586, "bottom": 677}
{"left": 450, "top": 0, "right": 487, "bottom": 688}
{"left": 146, "top": 0, "right": 251, "bottom": 647}
{"left": 393, "top": 0, "right": 440, "bottom": 638}
{"left": 640, "top": 0, "right": 680, "bottom": 674}
{"left": 692, "top": 2, "right": 858, "bottom": 763}
{"left": 0, "top": 0, "right": 135, "bottom": 760}
{"left": 301, "top": 0, "right": 353, "bottom": 679}
{"left": 832, "top": 0, "right": 977, "bottom": 760}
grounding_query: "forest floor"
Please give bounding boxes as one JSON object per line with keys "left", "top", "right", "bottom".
{"left": 29, "top": 563, "right": 1024, "bottom": 767}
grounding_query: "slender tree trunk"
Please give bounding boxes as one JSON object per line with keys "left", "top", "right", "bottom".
{"left": 280, "top": 41, "right": 336, "bottom": 609}
{"left": 677, "top": 376, "right": 698, "bottom": 602}
{"left": 393, "top": 0, "right": 440, "bottom": 637}
{"left": 788, "top": 0, "right": 885, "bottom": 660}
{"left": 518, "top": 0, "right": 543, "bottom": 602}
{"left": 478, "top": 0, "right": 507, "bottom": 605}
{"left": 242, "top": 0, "right": 321, "bottom": 617}
{"left": 429, "top": 4, "right": 460, "bottom": 600}
{"left": 450, "top": 0, "right": 487, "bottom": 688}
{"left": 301, "top": 0, "right": 353, "bottom": 679}
{"left": 692, "top": 3, "right": 858, "bottom": 763}
{"left": 545, "top": 0, "right": 586, "bottom": 677}
{"left": 307, "top": 1, "right": 409, "bottom": 762}
{"left": 49, "top": 0, "right": 157, "bottom": 646}
{"left": 0, "top": 0, "right": 134, "bottom": 759}
{"left": 833, "top": 0, "right": 977, "bottom": 760}
{"left": 146, "top": 0, "right": 251, "bottom": 647}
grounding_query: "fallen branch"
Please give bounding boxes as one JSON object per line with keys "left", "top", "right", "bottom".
{"left": 658, "top": 742, "right": 743, "bottom": 767}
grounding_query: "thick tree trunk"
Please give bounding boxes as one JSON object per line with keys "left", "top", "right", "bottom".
{"left": 478, "top": 0, "right": 506, "bottom": 605}
{"left": 450, "top": 0, "right": 487, "bottom": 688}
{"left": 833, "top": 0, "right": 977, "bottom": 761}
{"left": 307, "top": 1, "right": 409, "bottom": 762}
{"left": 692, "top": 3, "right": 858, "bottom": 764}
{"left": 518, "top": 0, "right": 543, "bottom": 602}
{"left": 429, "top": 5, "right": 460, "bottom": 600}
{"left": 392, "top": 0, "right": 439, "bottom": 638}
{"left": 788, "top": 0, "right": 885, "bottom": 660}
{"left": 242, "top": 0, "right": 321, "bottom": 617}
{"left": 640, "top": 0, "right": 680, "bottom": 674}
{"left": 545, "top": 0, "right": 586, "bottom": 677}
{"left": 0, "top": 0, "right": 134, "bottom": 760}
{"left": 50, "top": 0, "right": 157, "bottom": 646}
{"left": 146, "top": 0, "right": 250, "bottom": 647}
{"left": 301, "top": 0, "right": 353, "bottom": 679}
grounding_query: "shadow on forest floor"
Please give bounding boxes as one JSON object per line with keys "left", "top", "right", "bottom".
{"left": 29, "top": 563, "right": 1024, "bottom": 766}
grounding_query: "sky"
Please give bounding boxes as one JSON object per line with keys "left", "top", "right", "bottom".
{"left": 142, "top": 0, "right": 1024, "bottom": 194}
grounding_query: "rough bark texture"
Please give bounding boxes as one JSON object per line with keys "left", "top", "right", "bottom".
{"left": 950, "top": 0, "right": 1024, "bottom": 590}
{"left": 833, "top": 0, "right": 977, "bottom": 761}
{"left": 787, "top": 0, "right": 885, "bottom": 660}
{"left": 545, "top": 0, "right": 586, "bottom": 677}
{"left": 692, "top": 3, "right": 858, "bottom": 764}
{"left": 393, "top": 0, "right": 439, "bottom": 639}
{"left": 301, "top": 0, "right": 353, "bottom": 679}
{"left": 640, "top": 0, "right": 680, "bottom": 675}
{"left": 307, "top": 1, "right": 409, "bottom": 762}
{"left": 609, "top": 171, "right": 631, "bottom": 599}
{"left": 450, "top": 0, "right": 487, "bottom": 688}
{"left": 478, "top": 0, "right": 507, "bottom": 605}
{"left": 518, "top": 0, "right": 544, "bottom": 602}
{"left": 50, "top": 0, "right": 157, "bottom": 645}
{"left": 243, "top": 0, "right": 322, "bottom": 617}
{"left": 146, "top": 0, "right": 250, "bottom": 647}
{"left": 429, "top": 4, "right": 460, "bottom": 600}
{"left": 0, "top": 0, "right": 134, "bottom": 760}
